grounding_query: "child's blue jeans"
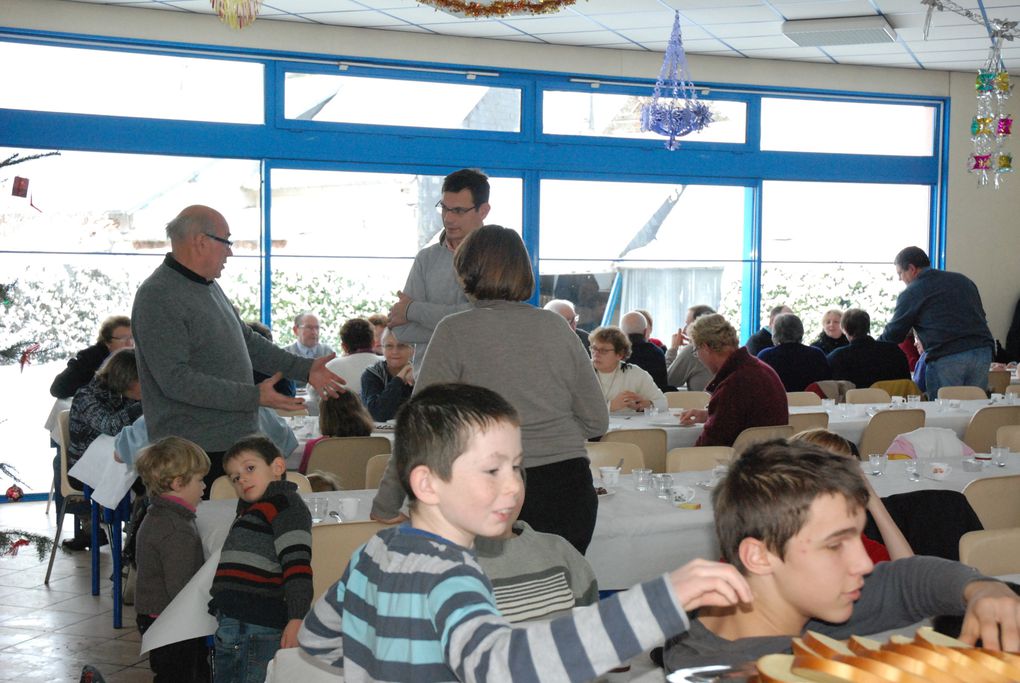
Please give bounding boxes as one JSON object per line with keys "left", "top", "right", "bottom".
{"left": 212, "top": 616, "right": 281, "bottom": 683}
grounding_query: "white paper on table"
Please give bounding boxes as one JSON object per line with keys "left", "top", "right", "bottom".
{"left": 140, "top": 548, "right": 220, "bottom": 655}
{"left": 68, "top": 434, "right": 137, "bottom": 509}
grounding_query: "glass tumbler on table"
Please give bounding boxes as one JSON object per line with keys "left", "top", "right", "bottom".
{"left": 632, "top": 468, "right": 652, "bottom": 492}
{"left": 868, "top": 453, "right": 887, "bottom": 476}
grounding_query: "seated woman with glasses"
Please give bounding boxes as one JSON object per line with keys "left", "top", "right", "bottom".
{"left": 50, "top": 315, "right": 134, "bottom": 399}
{"left": 589, "top": 326, "right": 667, "bottom": 414}
{"left": 361, "top": 327, "right": 414, "bottom": 422}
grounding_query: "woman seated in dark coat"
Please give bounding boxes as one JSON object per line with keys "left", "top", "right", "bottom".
{"left": 361, "top": 327, "right": 414, "bottom": 422}
{"left": 810, "top": 308, "right": 849, "bottom": 356}
{"left": 50, "top": 315, "right": 133, "bottom": 399}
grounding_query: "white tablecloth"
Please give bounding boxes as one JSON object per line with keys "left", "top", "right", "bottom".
{"left": 608, "top": 411, "right": 703, "bottom": 450}
{"left": 44, "top": 397, "right": 71, "bottom": 443}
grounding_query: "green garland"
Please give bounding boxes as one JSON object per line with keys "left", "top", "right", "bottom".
{"left": 0, "top": 529, "right": 55, "bottom": 561}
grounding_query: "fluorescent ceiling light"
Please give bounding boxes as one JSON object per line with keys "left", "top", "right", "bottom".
{"left": 781, "top": 15, "right": 897, "bottom": 47}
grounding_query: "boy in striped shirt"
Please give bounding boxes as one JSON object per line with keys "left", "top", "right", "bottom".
{"left": 298, "top": 382, "right": 750, "bottom": 682}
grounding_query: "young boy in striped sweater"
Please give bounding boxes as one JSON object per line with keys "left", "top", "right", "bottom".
{"left": 298, "top": 382, "right": 751, "bottom": 682}
{"left": 208, "top": 435, "right": 312, "bottom": 683}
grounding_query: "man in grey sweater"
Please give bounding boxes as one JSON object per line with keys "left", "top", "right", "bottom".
{"left": 386, "top": 168, "right": 490, "bottom": 366}
{"left": 132, "top": 205, "right": 345, "bottom": 488}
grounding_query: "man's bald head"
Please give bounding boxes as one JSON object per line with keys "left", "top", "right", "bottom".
{"left": 544, "top": 299, "right": 578, "bottom": 330}
{"left": 620, "top": 311, "right": 649, "bottom": 336}
{"left": 166, "top": 205, "right": 232, "bottom": 281}
{"left": 166, "top": 205, "right": 227, "bottom": 245}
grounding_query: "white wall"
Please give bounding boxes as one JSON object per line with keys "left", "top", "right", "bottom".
{"left": 5, "top": 0, "right": 1019, "bottom": 340}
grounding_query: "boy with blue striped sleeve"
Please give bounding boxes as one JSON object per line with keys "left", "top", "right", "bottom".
{"left": 298, "top": 382, "right": 750, "bottom": 682}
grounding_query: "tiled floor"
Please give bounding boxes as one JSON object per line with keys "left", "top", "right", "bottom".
{"left": 0, "top": 500, "right": 152, "bottom": 682}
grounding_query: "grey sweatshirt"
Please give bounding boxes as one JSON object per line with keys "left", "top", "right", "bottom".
{"left": 133, "top": 255, "right": 312, "bottom": 451}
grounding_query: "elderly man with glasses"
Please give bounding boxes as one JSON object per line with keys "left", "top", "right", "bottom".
{"left": 387, "top": 168, "right": 490, "bottom": 366}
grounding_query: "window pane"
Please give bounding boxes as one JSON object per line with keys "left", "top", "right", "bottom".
{"left": 543, "top": 91, "right": 746, "bottom": 144}
{"left": 284, "top": 73, "right": 521, "bottom": 132}
{"left": 270, "top": 169, "right": 522, "bottom": 258}
{"left": 761, "top": 181, "right": 929, "bottom": 263}
{"left": 0, "top": 42, "right": 263, "bottom": 123}
{"left": 0, "top": 148, "right": 262, "bottom": 255}
{"left": 760, "top": 263, "right": 900, "bottom": 338}
{"left": 760, "top": 98, "right": 935, "bottom": 156}
{"left": 539, "top": 179, "right": 748, "bottom": 336}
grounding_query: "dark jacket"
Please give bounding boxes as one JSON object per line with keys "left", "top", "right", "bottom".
{"left": 50, "top": 342, "right": 110, "bottom": 399}
{"left": 696, "top": 348, "right": 788, "bottom": 447}
{"left": 626, "top": 334, "right": 671, "bottom": 392}
{"left": 757, "top": 342, "right": 832, "bottom": 392}
{"left": 810, "top": 332, "right": 848, "bottom": 356}
{"left": 745, "top": 328, "right": 772, "bottom": 357}
{"left": 827, "top": 336, "right": 910, "bottom": 389}
{"left": 361, "top": 359, "right": 413, "bottom": 422}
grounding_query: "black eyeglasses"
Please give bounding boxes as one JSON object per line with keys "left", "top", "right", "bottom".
{"left": 435, "top": 200, "right": 479, "bottom": 216}
{"left": 204, "top": 232, "right": 234, "bottom": 248}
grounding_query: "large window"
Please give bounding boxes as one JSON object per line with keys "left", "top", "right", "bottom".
{"left": 0, "top": 36, "right": 945, "bottom": 495}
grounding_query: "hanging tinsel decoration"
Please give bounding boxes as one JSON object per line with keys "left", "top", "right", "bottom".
{"left": 210, "top": 0, "right": 264, "bottom": 29}
{"left": 640, "top": 11, "right": 712, "bottom": 151}
{"left": 970, "top": 27, "right": 1014, "bottom": 188}
{"left": 418, "top": 0, "right": 578, "bottom": 17}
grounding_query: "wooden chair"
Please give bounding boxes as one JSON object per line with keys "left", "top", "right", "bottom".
{"left": 210, "top": 472, "right": 312, "bottom": 499}
{"left": 666, "top": 446, "right": 734, "bottom": 472}
{"left": 959, "top": 528, "right": 1020, "bottom": 575}
{"left": 997, "top": 425, "right": 1020, "bottom": 451}
{"left": 845, "top": 388, "right": 891, "bottom": 404}
{"left": 988, "top": 370, "right": 1011, "bottom": 395}
{"left": 871, "top": 379, "right": 922, "bottom": 399}
{"left": 786, "top": 391, "right": 822, "bottom": 407}
{"left": 665, "top": 391, "right": 710, "bottom": 410}
{"left": 857, "top": 409, "right": 925, "bottom": 458}
{"left": 602, "top": 428, "right": 667, "bottom": 473}
{"left": 963, "top": 475, "right": 1020, "bottom": 529}
{"left": 310, "top": 520, "right": 388, "bottom": 601}
{"left": 732, "top": 425, "right": 794, "bottom": 456}
{"left": 306, "top": 436, "right": 392, "bottom": 490}
{"left": 364, "top": 453, "right": 390, "bottom": 490}
{"left": 788, "top": 412, "right": 829, "bottom": 434}
{"left": 45, "top": 410, "right": 93, "bottom": 584}
{"left": 962, "top": 405, "right": 1020, "bottom": 454}
{"left": 937, "top": 386, "right": 986, "bottom": 400}
{"left": 585, "top": 442, "right": 645, "bottom": 480}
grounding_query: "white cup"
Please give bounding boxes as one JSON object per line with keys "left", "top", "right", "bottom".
{"left": 339, "top": 497, "right": 359, "bottom": 520}
{"left": 821, "top": 398, "right": 836, "bottom": 409}
{"left": 891, "top": 396, "right": 905, "bottom": 405}
{"left": 907, "top": 394, "right": 921, "bottom": 404}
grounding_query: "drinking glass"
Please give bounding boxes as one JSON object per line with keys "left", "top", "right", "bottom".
{"left": 633, "top": 468, "right": 653, "bottom": 492}
{"left": 906, "top": 394, "right": 921, "bottom": 404}
{"left": 598, "top": 466, "right": 621, "bottom": 490}
{"left": 868, "top": 453, "right": 887, "bottom": 476}
{"left": 652, "top": 473, "right": 674, "bottom": 501}
{"left": 308, "top": 496, "right": 328, "bottom": 523}
{"left": 992, "top": 446, "right": 1010, "bottom": 467}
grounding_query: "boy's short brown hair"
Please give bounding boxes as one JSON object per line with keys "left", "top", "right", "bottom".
{"left": 713, "top": 439, "right": 869, "bottom": 573}
{"left": 224, "top": 434, "right": 283, "bottom": 468}
{"left": 393, "top": 383, "right": 519, "bottom": 502}
{"left": 135, "top": 436, "right": 211, "bottom": 496}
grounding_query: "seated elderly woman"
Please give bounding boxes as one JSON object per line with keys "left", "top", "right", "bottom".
{"left": 756, "top": 313, "right": 831, "bottom": 392}
{"left": 61, "top": 348, "right": 143, "bottom": 550}
{"left": 50, "top": 314, "right": 133, "bottom": 399}
{"left": 361, "top": 327, "right": 414, "bottom": 422}
{"left": 678, "top": 314, "right": 788, "bottom": 447}
{"left": 589, "top": 325, "right": 667, "bottom": 413}
{"left": 810, "top": 308, "right": 849, "bottom": 356}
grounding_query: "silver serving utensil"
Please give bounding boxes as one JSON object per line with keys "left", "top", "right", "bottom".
{"left": 329, "top": 510, "right": 343, "bottom": 523}
{"left": 616, "top": 457, "right": 624, "bottom": 470}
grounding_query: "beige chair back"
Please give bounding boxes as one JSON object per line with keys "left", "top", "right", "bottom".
{"left": 962, "top": 405, "right": 1020, "bottom": 454}
{"left": 364, "top": 453, "right": 391, "bottom": 490}
{"left": 871, "top": 379, "right": 921, "bottom": 399}
{"left": 602, "top": 428, "right": 667, "bottom": 473}
{"left": 57, "top": 409, "right": 82, "bottom": 498}
{"left": 787, "top": 412, "right": 829, "bottom": 434}
{"left": 786, "top": 392, "right": 822, "bottom": 407}
{"left": 937, "top": 386, "right": 986, "bottom": 400}
{"left": 857, "top": 409, "right": 925, "bottom": 458}
{"left": 586, "top": 442, "right": 645, "bottom": 477}
{"left": 311, "top": 520, "right": 388, "bottom": 601}
{"left": 997, "top": 425, "right": 1020, "bottom": 452}
{"left": 964, "top": 475, "right": 1020, "bottom": 530}
{"left": 845, "top": 388, "right": 891, "bottom": 404}
{"left": 665, "top": 391, "right": 710, "bottom": 410}
{"left": 306, "top": 436, "right": 392, "bottom": 490}
{"left": 732, "top": 425, "right": 794, "bottom": 456}
{"left": 959, "top": 528, "right": 1020, "bottom": 575}
{"left": 666, "top": 446, "right": 734, "bottom": 472}
{"left": 988, "top": 370, "right": 1011, "bottom": 395}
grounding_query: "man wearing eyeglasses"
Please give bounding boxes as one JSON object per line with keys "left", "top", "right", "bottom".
{"left": 387, "top": 168, "right": 491, "bottom": 365}
{"left": 132, "top": 205, "right": 347, "bottom": 491}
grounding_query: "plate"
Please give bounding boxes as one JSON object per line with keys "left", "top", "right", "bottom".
{"left": 647, "top": 418, "right": 681, "bottom": 427}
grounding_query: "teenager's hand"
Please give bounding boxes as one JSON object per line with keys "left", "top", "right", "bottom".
{"left": 307, "top": 355, "right": 347, "bottom": 399}
{"left": 280, "top": 619, "right": 302, "bottom": 649}
{"left": 960, "top": 581, "right": 1020, "bottom": 651}
{"left": 669, "top": 558, "right": 752, "bottom": 611}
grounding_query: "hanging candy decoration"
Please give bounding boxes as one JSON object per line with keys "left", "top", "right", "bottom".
{"left": 970, "top": 30, "right": 1014, "bottom": 189}
{"left": 640, "top": 11, "right": 712, "bottom": 151}
{"left": 210, "top": 0, "right": 263, "bottom": 29}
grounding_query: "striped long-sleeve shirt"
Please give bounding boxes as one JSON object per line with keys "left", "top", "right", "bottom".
{"left": 208, "top": 480, "right": 313, "bottom": 628}
{"left": 298, "top": 524, "right": 689, "bottom": 682}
